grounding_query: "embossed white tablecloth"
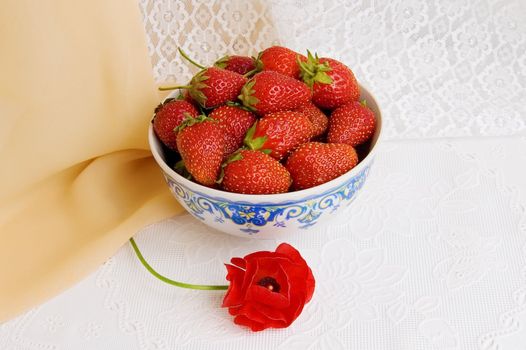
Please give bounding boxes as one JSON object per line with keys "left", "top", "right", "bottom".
{"left": 2, "top": 1, "right": 526, "bottom": 349}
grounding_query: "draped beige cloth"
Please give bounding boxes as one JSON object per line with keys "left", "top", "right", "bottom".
{"left": 0, "top": 0, "right": 182, "bottom": 322}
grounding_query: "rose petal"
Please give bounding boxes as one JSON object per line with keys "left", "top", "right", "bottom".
{"left": 276, "top": 243, "right": 306, "bottom": 265}
{"left": 249, "top": 302, "right": 289, "bottom": 322}
{"left": 279, "top": 269, "right": 309, "bottom": 322}
{"left": 245, "top": 304, "right": 288, "bottom": 328}
{"left": 278, "top": 265, "right": 311, "bottom": 321}
{"left": 228, "top": 305, "right": 241, "bottom": 316}
{"left": 275, "top": 244, "right": 315, "bottom": 301}
{"left": 237, "top": 304, "right": 288, "bottom": 329}
{"left": 222, "top": 264, "right": 246, "bottom": 307}
{"left": 230, "top": 257, "right": 246, "bottom": 269}
{"left": 240, "top": 304, "right": 271, "bottom": 324}
{"left": 225, "top": 263, "right": 244, "bottom": 282}
{"left": 243, "top": 250, "right": 277, "bottom": 261}
{"left": 278, "top": 262, "right": 307, "bottom": 290}
{"left": 248, "top": 284, "right": 290, "bottom": 308}
{"left": 234, "top": 315, "right": 267, "bottom": 332}
{"left": 305, "top": 267, "right": 315, "bottom": 303}
{"left": 238, "top": 256, "right": 260, "bottom": 301}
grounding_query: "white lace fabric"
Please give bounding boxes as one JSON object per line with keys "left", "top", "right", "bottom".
{"left": 141, "top": 0, "right": 526, "bottom": 140}
{"left": 1, "top": 1, "right": 526, "bottom": 349}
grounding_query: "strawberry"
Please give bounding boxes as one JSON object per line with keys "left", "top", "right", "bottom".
{"left": 221, "top": 150, "right": 292, "bottom": 194}
{"left": 209, "top": 105, "right": 257, "bottom": 155}
{"left": 327, "top": 100, "right": 376, "bottom": 147}
{"left": 160, "top": 67, "right": 246, "bottom": 109}
{"left": 176, "top": 116, "right": 226, "bottom": 186}
{"left": 188, "top": 67, "right": 247, "bottom": 109}
{"left": 285, "top": 142, "right": 358, "bottom": 190}
{"left": 295, "top": 102, "right": 329, "bottom": 139}
{"left": 299, "top": 52, "right": 360, "bottom": 109}
{"left": 181, "top": 89, "right": 199, "bottom": 107}
{"left": 255, "top": 46, "right": 307, "bottom": 78}
{"left": 238, "top": 71, "right": 311, "bottom": 115}
{"left": 244, "top": 111, "right": 314, "bottom": 160}
{"left": 215, "top": 55, "right": 255, "bottom": 75}
{"left": 153, "top": 99, "right": 199, "bottom": 151}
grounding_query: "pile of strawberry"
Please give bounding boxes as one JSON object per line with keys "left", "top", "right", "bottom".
{"left": 153, "top": 46, "right": 376, "bottom": 194}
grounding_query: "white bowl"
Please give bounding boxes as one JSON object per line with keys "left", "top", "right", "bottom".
{"left": 149, "top": 84, "right": 383, "bottom": 239}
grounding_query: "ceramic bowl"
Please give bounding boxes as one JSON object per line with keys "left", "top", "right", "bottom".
{"left": 149, "top": 84, "right": 383, "bottom": 239}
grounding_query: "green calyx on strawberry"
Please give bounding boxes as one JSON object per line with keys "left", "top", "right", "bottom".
{"left": 244, "top": 51, "right": 264, "bottom": 77}
{"left": 214, "top": 55, "right": 231, "bottom": 69}
{"left": 174, "top": 113, "right": 215, "bottom": 133}
{"left": 243, "top": 121, "right": 271, "bottom": 155}
{"left": 298, "top": 50, "right": 333, "bottom": 88}
{"left": 224, "top": 100, "right": 253, "bottom": 112}
{"left": 253, "top": 51, "right": 264, "bottom": 69}
{"left": 237, "top": 79, "right": 259, "bottom": 112}
{"left": 186, "top": 69, "right": 211, "bottom": 107}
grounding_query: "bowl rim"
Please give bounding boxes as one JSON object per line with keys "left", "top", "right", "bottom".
{"left": 149, "top": 83, "right": 384, "bottom": 203}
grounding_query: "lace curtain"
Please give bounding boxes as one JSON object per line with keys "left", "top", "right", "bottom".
{"left": 139, "top": 0, "right": 526, "bottom": 139}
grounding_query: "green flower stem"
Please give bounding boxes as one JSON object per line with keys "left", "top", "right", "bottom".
{"left": 129, "top": 238, "right": 228, "bottom": 291}
{"left": 158, "top": 85, "right": 192, "bottom": 91}
{"left": 178, "top": 47, "right": 206, "bottom": 70}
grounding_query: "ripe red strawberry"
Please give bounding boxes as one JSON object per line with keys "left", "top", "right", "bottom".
{"left": 161, "top": 67, "right": 246, "bottom": 109}
{"left": 286, "top": 142, "right": 358, "bottom": 190}
{"left": 209, "top": 105, "right": 257, "bottom": 155}
{"left": 221, "top": 150, "right": 292, "bottom": 194}
{"left": 238, "top": 71, "right": 311, "bottom": 115}
{"left": 255, "top": 46, "right": 307, "bottom": 78}
{"left": 176, "top": 116, "right": 226, "bottom": 186}
{"left": 299, "top": 52, "right": 360, "bottom": 109}
{"left": 190, "top": 67, "right": 247, "bottom": 108}
{"left": 244, "top": 111, "right": 314, "bottom": 160}
{"left": 327, "top": 101, "right": 376, "bottom": 147}
{"left": 215, "top": 55, "right": 255, "bottom": 75}
{"left": 295, "top": 102, "right": 329, "bottom": 139}
{"left": 153, "top": 99, "right": 199, "bottom": 151}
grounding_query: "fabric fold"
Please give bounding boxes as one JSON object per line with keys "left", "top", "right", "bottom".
{"left": 0, "top": 0, "right": 182, "bottom": 322}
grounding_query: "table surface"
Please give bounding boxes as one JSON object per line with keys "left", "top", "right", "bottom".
{"left": 2, "top": 1, "right": 526, "bottom": 349}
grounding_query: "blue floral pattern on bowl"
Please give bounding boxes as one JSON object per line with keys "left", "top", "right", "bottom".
{"left": 163, "top": 163, "right": 371, "bottom": 235}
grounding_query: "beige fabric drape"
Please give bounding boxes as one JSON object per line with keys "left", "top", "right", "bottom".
{"left": 0, "top": 0, "right": 182, "bottom": 322}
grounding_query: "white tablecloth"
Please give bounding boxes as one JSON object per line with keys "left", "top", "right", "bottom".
{"left": 2, "top": 1, "right": 526, "bottom": 349}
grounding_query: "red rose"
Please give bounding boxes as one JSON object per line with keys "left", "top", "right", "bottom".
{"left": 222, "top": 243, "right": 315, "bottom": 331}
